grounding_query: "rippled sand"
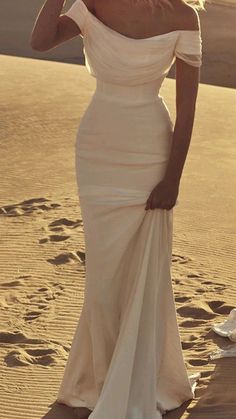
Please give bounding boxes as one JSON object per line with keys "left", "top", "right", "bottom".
{"left": 0, "top": 54, "right": 235, "bottom": 418}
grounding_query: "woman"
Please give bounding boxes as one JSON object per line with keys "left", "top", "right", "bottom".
{"left": 30, "top": 0, "right": 204, "bottom": 418}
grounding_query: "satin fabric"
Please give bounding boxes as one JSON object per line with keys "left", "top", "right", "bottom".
{"left": 56, "top": 1, "right": 202, "bottom": 418}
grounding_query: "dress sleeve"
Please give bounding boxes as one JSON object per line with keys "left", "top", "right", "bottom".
{"left": 174, "top": 30, "right": 202, "bottom": 67}
{"left": 63, "top": 0, "right": 88, "bottom": 35}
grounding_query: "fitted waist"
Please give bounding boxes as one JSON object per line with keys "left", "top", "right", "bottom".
{"left": 94, "top": 79, "right": 163, "bottom": 105}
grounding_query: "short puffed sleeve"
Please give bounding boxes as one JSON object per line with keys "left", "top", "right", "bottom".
{"left": 64, "top": 0, "right": 88, "bottom": 35}
{"left": 174, "top": 30, "right": 202, "bottom": 67}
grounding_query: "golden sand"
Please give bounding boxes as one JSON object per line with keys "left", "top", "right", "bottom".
{"left": 0, "top": 54, "right": 235, "bottom": 418}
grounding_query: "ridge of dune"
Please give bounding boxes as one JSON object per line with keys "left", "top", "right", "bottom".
{"left": 1, "top": 1, "right": 236, "bottom": 88}
{"left": 0, "top": 54, "right": 236, "bottom": 418}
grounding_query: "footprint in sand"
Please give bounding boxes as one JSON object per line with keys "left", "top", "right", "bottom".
{"left": 33, "top": 287, "right": 57, "bottom": 302}
{"left": 1, "top": 275, "right": 64, "bottom": 318}
{"left": 172, "top": 254, "right": 191, "bottom": 264}
{"left": 177, "top": 300, "right": 222, "bottom": 320}
{"left": 202, "top": 280, "right": 226, "bottom": 291}
{"left": 173, "top": 271, "right": 212, "bottom": 290}
{"left": 0, "top": 330, "right": 68, "bottom": 367}
{"left": 5, "top": 347, "right": 67, "bottom": 367}
{"left": 173, "top": 277, "right": 183, "bottom": 285}
{"left": 0, "top": 330, "right": 45, "bottom": 345}
{"left": 181, "top": 341, "right": 196, "bottom": 350}
{"left": 187, "top": 272, "right": 201, "bottom": 278}
{"left": 49, "top": 218, "right": 83, "bottom": 230}
{"left": 188, "top": 358, "right": 209, "bottom": 366}
{"left": 39, "top": 217, "right": 83, "bottom": 244}
{"left": 1, "top": 278, "right": 29, "bottom": 288}
{"left": 0, "top": 197, "right": 61, "bottom": 217}
{"left": 175, "top": 296, "right": 192, "bottom": 303}
{"left": 39, "top": 234, "right": 71, "bottom": 244}
{"left": 195, "top": 287, "right": 207, "bottom": 294}
{"left": 47, "top": 250, "right": 86, "bottom": 265}
{"left": 24, "top": 308, "right": 49, "bottom": 322}
{"left": 208, "top": 300, "right": 234, "bottom": 315}
{"left": 0, "top": 275, "right": 33, "bottom": 309}
{"left": 24, "top": 282, "right": 64, "bottom": 322}
{"left": 180, "top": 319, "right": 207, "bottom": 328}
{"left": 1, "top": 275, "right": 33, "bottom": 289}
{"left": 200, "top": 370, "right": 212, "bottom": 378}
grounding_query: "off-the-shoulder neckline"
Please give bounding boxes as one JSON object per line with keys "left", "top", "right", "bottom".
{"left": 79, "top": 0, "right": 200, "bottom": 42}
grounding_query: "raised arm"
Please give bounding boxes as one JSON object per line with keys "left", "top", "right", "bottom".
{"left": 30, "top": 0, "right": 82, "bottom": 51}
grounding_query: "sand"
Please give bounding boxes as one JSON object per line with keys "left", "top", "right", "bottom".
{"left": 0, "top": 1, "right": 236, "bottom": 88}
{"left": 0, "top": 54, "right": 236, "bottom": 418}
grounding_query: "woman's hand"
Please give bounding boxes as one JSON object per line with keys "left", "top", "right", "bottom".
{"left": 145, "top": 178, "right": 180, "bottom": 211}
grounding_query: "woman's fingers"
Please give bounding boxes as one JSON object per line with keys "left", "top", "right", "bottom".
{"left": 145, "top": 179, "right": 179, "bottom": 211}
{"left": 145, "top": 197, "right": 175, "bottom": 210}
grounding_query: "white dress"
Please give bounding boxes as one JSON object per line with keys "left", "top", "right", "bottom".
{"left": 56, "top": 1, "right": 203, "bottom": 418}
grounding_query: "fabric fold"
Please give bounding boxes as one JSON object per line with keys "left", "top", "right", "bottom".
{"left": 57, "top": 1, "right": 203, "bottom": 417}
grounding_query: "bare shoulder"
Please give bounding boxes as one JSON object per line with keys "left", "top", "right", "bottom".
{"left": 174, "top": 0, "right": 200, "bottom": 31}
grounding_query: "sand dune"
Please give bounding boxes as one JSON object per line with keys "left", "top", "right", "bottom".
{"left": 0, "top": 54, "right": 236, "bottom": 418}
{"left": 0, "top": 1, "right": 236, "bottom": 88}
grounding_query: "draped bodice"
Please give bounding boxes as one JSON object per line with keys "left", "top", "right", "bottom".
{"left": 64, "top": 0, "right": 202, "bottom": 95}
